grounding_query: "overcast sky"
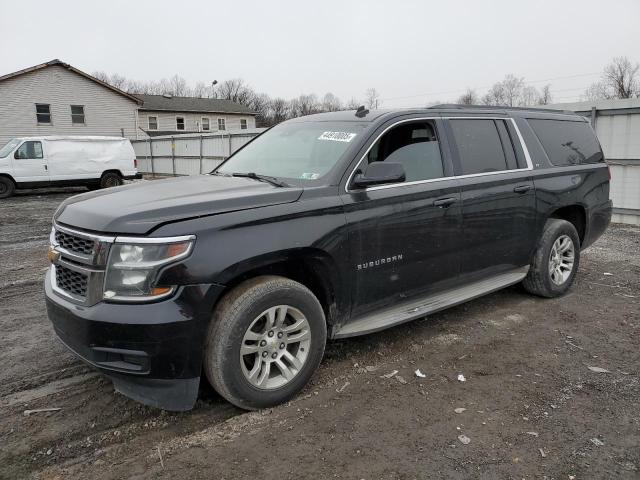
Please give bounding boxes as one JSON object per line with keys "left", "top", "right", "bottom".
{"left": 1, "top": 0, "right": 639, "bottom": 107}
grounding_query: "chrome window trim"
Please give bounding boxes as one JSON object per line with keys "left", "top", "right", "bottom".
{"left": 345, "top": 116, "right": 534, "bottom": 193}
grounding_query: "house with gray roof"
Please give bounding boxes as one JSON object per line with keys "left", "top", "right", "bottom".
{"left": 136, "top": 94, "right": 257, "bottom": 137}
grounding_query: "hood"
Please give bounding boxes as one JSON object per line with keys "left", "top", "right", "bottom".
{"left": 54, "top": 175, "right": 303, "bottom": 234}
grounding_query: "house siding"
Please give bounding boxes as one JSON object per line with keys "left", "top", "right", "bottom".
{"left": 138, "top": 110, "right": 256, "bottom": 136}
{"left": 0, "top": 65, "right": 139, "bottom": 146}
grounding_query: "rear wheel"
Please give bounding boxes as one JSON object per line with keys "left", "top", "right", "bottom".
{"left": 522, "top": 219, "right": 580, "bottom": 298}
{"left": 0, "top": 177, "right": 15, "bottom": 199}
{"left": 100, "top": 172, "right": 123, "bottom": 188}
{"left": 204, "top": 276, "right": 326, "bottom": 410}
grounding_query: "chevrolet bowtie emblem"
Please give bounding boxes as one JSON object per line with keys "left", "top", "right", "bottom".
{"left": 48, "top": 246, "right": 60, "bottom": 264}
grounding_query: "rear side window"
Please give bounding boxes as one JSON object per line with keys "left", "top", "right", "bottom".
{"left": 449, "top": 119, "right": 510, "bottom": 175}
{"left": 528, "top": 119, "right": 603, "bottom": 165}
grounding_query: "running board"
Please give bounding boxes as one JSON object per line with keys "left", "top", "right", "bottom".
{"left": 333, "top": 266, "right": 529, "bottom": 339}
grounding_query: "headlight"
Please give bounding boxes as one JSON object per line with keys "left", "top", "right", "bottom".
{"left": 103, "top": 236, "right": 195, "bottom": 301}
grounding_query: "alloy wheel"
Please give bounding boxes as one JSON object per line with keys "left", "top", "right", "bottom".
{"left": 548, "top": 234, "right": 575, "bottom": 285}
{"left": 240, "top": 305, "right": 311, "bottom": 389}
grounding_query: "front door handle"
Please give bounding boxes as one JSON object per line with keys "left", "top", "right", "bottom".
{"left": 513, "top": 184, "right": 532, "bottom": 193}
{"left": 433, "top": 197, "right": 457, "bottom": 208}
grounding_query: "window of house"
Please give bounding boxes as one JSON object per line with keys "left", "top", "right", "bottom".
{"left": 240, "top": 119, "right": 248, "bottom": 130}
{"left": 528, "top": 119, "right": 603, "bottom": 165}
{"left": 14, "top": 141, "right": 43, "bottom": 159}
{"left": 148, "top": 116, "right": 158, "bottom": 130}
{"left": 365, "top": 121, "right": 445, "bottom": 182}
{"left": 202, "top": 117, "right": 210, "bottom": 131}
{"left": 176, "top": 117, "right": 185, "bottom": 130}
{"left": 449, "top": 119, "right": 510, "bottom": 175}
{"left": 71, "top": 105, "right": 85, "bottom": 125}
{"left": 218, "top": 118, "right": 226, "bottom": 131}
{"left": 36, "top": 104, "right": 51, "bottom": 124}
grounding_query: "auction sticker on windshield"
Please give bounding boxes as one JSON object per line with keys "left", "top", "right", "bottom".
{"left": 318, "top": 131, "right": 357, "bottom": 142}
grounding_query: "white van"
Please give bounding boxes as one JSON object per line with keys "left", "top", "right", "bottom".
{"left": 0, "top": 136, "right": 141, "bottom": 198}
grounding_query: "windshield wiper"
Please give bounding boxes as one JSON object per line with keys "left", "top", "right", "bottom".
{"left": 231, "top": 172, "right": 290, "bottom": 188}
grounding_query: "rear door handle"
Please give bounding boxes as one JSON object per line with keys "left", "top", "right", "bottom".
{"left": 513, "top": 184, "right": 532, "bottom": 193}
{"left": 433, "top": 197, "right": 457, "bottom": 208}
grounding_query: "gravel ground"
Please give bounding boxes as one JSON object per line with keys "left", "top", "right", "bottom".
{"left": 0, "top": 187, "right": 638, "bottom": 480}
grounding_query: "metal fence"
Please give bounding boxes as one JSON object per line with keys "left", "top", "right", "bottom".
{"left": 131, "top": 129, "right": 265, "bottom": 176}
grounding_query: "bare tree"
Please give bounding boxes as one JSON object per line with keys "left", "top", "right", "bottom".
{"left": 584, "top": 56, "right": 640, "bottom": 100}
{"left": 192, "top": 81, "right": 208, "bottom": 98}
{"left": 168, "top": 75, "right": 189, "bottom": 96}
{"left": 603, "top": 56, "right": 639, "bottom": 98}
{"left": 345, "top": 98, "right": 361, "bottom": 110}
{"left": 584, "top": 81, "right": 613, "bottom": 101}
{"left": 249, "top": 93, "right": 271, "bottom": 126}
{"left": 482, "top": 83, "right": 506, "bottom": 106}
{"left": 217, "top": 78, "right": 255, "bottom": 106}
{"left": 519, "top": 85, "right": 540, "bottom": 106}
{"left": 538, "top": 84, "right": 552, "bottom": 105}
{"left": 289, "top": 94, "right": 320, "bottom": 117}
{"left": 92, "top": 71, "right": 111, "bottom": 83}
{"left": 269, "top": 98, "right": 289, "bottom": 125}
{"left": 501, "top": 75, "right": 524, "bottom": 106}
{"left": 457, "top": 88, "right": 478, "bottom": 105}
{"left": 365, "top": 88, "right": 381, "bottom": 109}
{"left": 321, "top": 92, "right": 342, "bottom": 112}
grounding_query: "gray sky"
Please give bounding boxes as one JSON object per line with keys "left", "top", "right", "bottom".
{"left": 1, "top": 0, "right": 638, "bottom": 107}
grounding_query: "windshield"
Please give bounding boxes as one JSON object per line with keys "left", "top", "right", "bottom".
{"left": 0, "top": 139, "right": 21, "bottom": 158}
{"left": 217, "top": 121, "right": 368, "bottom": 182}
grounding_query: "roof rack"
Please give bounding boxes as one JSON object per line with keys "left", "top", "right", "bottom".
{"left": 428, "top": 104, "right": 575, "bottom": 114}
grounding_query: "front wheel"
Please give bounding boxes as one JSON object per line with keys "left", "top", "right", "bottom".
{"left": 522, "top": 219, "right": 580, "bottom": 298}
{"left": 204, "top": 276, "right": 327, "bottom": 410}
{"left": 0, "top": 176, "right": 15, "bottom": 199}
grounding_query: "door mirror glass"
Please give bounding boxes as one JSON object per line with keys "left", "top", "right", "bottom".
{"left": 352, "top": 161, "right": 406, "bottom": 188}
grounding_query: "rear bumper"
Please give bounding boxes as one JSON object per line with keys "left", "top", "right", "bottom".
{"left": 44, "top": 270, "right": 225, "bottom": 411}
{"left": 124, "top": 173, "right": 143, "bottom": 180}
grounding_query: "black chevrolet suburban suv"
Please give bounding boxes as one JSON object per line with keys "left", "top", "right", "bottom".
{"left": 45, "top": 105, "right": 612, "bottom": 411}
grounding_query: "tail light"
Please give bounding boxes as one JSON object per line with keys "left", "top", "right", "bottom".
{"left": 134, "top": 158, "right": 138, "bottom": 169}
{"left": 607, "top": 165, "right": 611, "bottom": 180}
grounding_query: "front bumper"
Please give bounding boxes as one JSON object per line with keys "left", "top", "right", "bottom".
{"left": 45, "top": 270, "right": 225, "bottom": 411}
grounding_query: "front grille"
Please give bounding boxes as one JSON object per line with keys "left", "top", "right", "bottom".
{"left": 55, "top": 230, "right": 95, "bottom": 255}
{"left": 55, "top": 265, "right": 88, "bottom": 298}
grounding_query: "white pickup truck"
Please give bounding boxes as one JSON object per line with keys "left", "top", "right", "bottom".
{"left": 0, "top": 136, "right": 141, "bottom": 198}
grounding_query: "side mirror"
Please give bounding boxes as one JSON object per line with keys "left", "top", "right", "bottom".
{"left": 352, "top": 162, "right": 406, "bottom": 188}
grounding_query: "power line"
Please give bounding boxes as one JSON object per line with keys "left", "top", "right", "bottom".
{"left": 380, "top": 71, "right": 601, "bottom": 102}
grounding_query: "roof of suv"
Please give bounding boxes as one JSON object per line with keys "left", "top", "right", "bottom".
{"left": 290, "top": 105, "right": 585, "bottom": 123}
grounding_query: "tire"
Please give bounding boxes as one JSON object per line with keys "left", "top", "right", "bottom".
{"left": 204, "top": 276, "right": 327, "bottom": 410}
{"left": 522, "top": 219, "right": 580, "bottom": 298}
{"left": 100, "top": 172, "right": 123, "bottom": 188}
{"left": 0, "top": 176, "right": 15, "bottom": 199}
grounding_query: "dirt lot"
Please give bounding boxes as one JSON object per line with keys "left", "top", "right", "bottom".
{"left": 1, "top": 187, "right": 638, "bottom": 480}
